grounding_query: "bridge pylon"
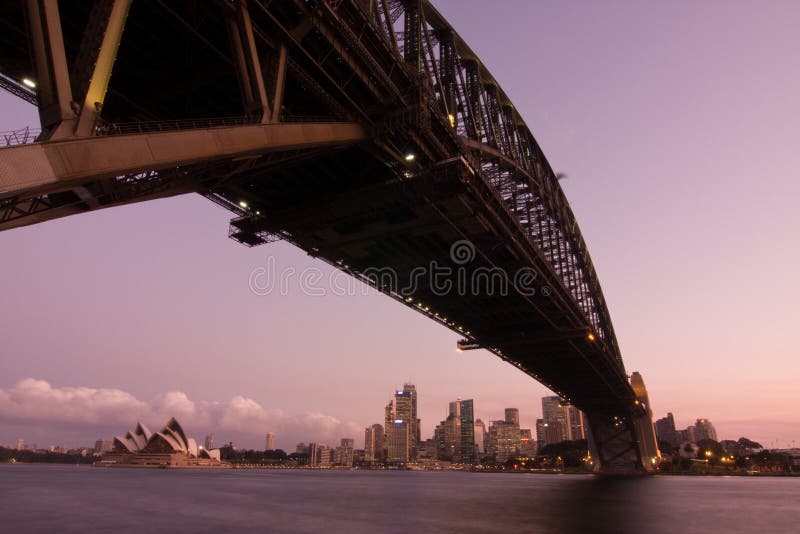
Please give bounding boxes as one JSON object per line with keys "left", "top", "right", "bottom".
{"left": 586, "top": 371, "right": 661, "bottom": 474}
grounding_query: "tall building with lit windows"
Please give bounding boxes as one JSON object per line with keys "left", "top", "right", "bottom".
{"left": 474, "top": 419, "right": 486, "bottom": 454}
{"left": 566, "top": 405, "right": 586, "bottom": 440}
{"left": 386, "top": 420, "right": 410, "bottom": 463}
{"left": 541, "top": 396, "right": 586, "bottom": 444}
{"left": 535, "top": 419, "right": 546, "bottom": 450}
{"left": 364, "top": 423, "right": 384, "bottom": 463}
{"left": 384, "top": 384, "right": 419, "bottom": 461}
{"left": 458, "top": 399, "right": 475, "bottom": 464}
{"left": 541, "top": 396, "right": 568, "bottom": 444}
{"left": 504, "top": 408, "right": 520, "bottom": 426}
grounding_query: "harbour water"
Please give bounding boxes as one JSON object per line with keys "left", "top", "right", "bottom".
{"left": 0, "top": 465, "right": 798, "bottom": 533}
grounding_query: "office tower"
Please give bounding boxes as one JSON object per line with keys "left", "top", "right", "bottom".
{"left": 535, "top": 419, "right": 546, "bottom": 450}
{"left": 364, "top": 424, "right": 384, "bottom": 463}
{"left": 384, "top": 401, "right": 393, "bottom": 452}
{"left": 204, "top": 434, "right": 214, "bottom": 450}
{"left": 432, "top": 399, "right": 474, "bottom": 463}
{"left": 474, "top": 419, "right": 486, "bottom": 454}
{"left": 318, "top": 445, "right": 332, "bottom": 467}
{"left": 566, "top": 405, "right": 586, "bottom": 440}
{"left": 654, "top": 413, "right": 677, "bottom": 445}
{"left": 308, "top": 443, "right": 331, "bottom": 467}
{"left": 296, "top": 442, "right": 307, "bottom": 455}
{"left": 520, "top": 429, "right": 536, "bottom": 457}
{"left": 433, "top": 422, "right": 446, "bottom": 460}
{"left": 488, "top": 420, "right": 520, "bottom": 463}
{"left": 443, "top": 414, "right": 460, "bottom": 461}
{"left": 306, "top": 442, "right": 319, "bottom": 467}
{"left": 543, "top": 421, "right": 564, "bottom": 446}
{"left": 541, "top": 396, "right": 586, "bottom": 443}
{"left": 265, "top": 432, "right": 275, "bottom": 451}
{"left": 505, "top": 408, "right": 520, "bottom": 426}
{"left": 387, "top": 420, "right": 410, "bottom": 463}
{"left": 16, "top": 438, "right": 24, "bottom": 451}
{"left": 693, "top": 419, "right": 718, "bottom": 442}
{"left": 334, "top": 438, "right": 354, "bottom": 466}
{"left": 541, "top": 396, "right": 568, "bottom": 444}
{"left": 385, "top": 384, "right": 419, "bottom": 461}
{"left": 457, "top": 399, "right": 475, "bottom": 463}
{"left": 395, "top": 384, "right": 419, "bottom": 455}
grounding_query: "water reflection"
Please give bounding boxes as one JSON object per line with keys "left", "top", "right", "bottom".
{"left": 0, "top": 466, "right": 798, "bottom": 533}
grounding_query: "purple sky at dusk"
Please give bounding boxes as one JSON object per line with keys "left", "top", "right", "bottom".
{"left": 1, "top": 0, "right": 799, "bottom": 450}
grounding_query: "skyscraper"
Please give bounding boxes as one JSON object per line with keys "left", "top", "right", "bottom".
{"left": 541, "top": 396, "right": 568, "bottom": 444}
{"left": 440, "top": 398, "right": 475, "bottom": 464}
{"left": 265, "top": 432, "right": 275, "bottom": 451}
{"left": 334, "top": 438, "right": 354, "bottom": 466}
{"left": 505, "top": 408, "right": 520, "bottom": 426}
{"left": 458, "top": 399, "right": 475, "bottom": 463}
{"left": 203, "top": 434, "right": 214, "bottom": 450}
{"left": 535, "top": 419, "right": 546, "bottom": 450}
{"left": 541, "top": 396, "right": 586, "bottom": 444}
{"left": 308, "top": 443, "right": 331, "bottom": 467}
{"left": 520, "top": 429, "right": 536, "bottom": 457}
{"left": 364, "top": 423, "right": 384, "bottom": 463}
{"left": 442, "top": 411, "right": 460, "bottom": 461}
{"left": 386, "top": 420, "right": 410, "bottom": 463}
{"left": 488, "top": 419, "right": 520, "bottom": 463}
{"left": 654, "top": 413, "right": 677, "bottom": 445}
{"left": 474, "top": 419, "right": 486, "bottom": 454}
{"left": 385, "top": 384, "right": 419, "bottom": 461}
{"left": 566, "top": 405, "right": 586, "bottom": 441}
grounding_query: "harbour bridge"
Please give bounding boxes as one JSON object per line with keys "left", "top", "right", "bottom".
{"left": 0, "top": 0, "right": 659, "bottom": 472}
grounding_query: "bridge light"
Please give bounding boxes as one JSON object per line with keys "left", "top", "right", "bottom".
{"left": 22, "top": 78, "right": 36, "bottom": 89}
{"left": 404, "top": 153, "right": 415, "bottom": 162}
{"left": 239, "top": 200, "right": 248, "bottom": 208}
{"left": 447, "top": 114, "right": 456, "bottom": 128}
{"left": 586, "top": 332, "right": 596, "bottom": 342}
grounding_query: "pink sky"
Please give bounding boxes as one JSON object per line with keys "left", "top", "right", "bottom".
{"left": 1, "top": 0, "right": 799, "bottom": 450}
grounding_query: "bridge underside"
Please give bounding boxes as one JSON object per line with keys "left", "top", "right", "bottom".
{"left": 0, "top": 0, "right": 657, "bottom": 472}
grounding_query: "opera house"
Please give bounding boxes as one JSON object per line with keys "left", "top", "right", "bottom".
{"left": 103, "top": 417, "right": 223, "bottom": 467}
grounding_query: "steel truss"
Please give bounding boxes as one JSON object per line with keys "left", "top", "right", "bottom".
{"left": 0, "top": 0, "right": 656, "bottom": 472}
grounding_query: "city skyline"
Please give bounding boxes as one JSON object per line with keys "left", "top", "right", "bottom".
{"left": 0, "top": 381, "right": 768, "bottom": 452}
{"left": 2, "top": 0, "right": 799, "bottom": 450}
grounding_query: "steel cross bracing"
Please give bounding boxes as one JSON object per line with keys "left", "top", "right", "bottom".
{"left": 0, "top": 0, "right": 657, "bottom": 472}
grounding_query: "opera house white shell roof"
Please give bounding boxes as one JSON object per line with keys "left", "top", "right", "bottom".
{"left": 112, "top": 417, "right": 216, "bottom": 459}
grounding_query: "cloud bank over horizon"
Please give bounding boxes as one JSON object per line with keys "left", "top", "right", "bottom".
{"left": 0, "top": 378, "right": 363, "bottom": 450}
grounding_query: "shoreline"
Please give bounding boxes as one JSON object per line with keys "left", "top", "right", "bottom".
{"left": 3, "top": 462, "right": 798, "bottom": 477}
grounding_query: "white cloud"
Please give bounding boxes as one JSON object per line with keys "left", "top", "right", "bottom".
{"left": 0, "top": 378, "right": 150, "bottom": 425}
{"left": 0, "top": 378, "right": 363, "bottom": 449}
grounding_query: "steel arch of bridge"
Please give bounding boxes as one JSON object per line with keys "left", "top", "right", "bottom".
{"left": 0, "top": 0, "right": 658, "bottom": 473}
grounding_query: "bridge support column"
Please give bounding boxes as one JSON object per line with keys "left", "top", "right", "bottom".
{"left": 27, "top": 0, "right": 131, "bottom": 140}
{"left": 585, "top": 411, "right": 647, "bottom": 474}
{"left": 585, "top": 372, "right": 661, "bottom": 474}
{"left": 73, "top": 0, "right": 132, "bottom": 138}
{"left": 630, "top": 371, "right": 662, "bottom": 468}
{"left": 228, "top": 0, "right": 271, "bottom": 123}
{"left": 26, "top": 0, "right": 76, "bottom": 139}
